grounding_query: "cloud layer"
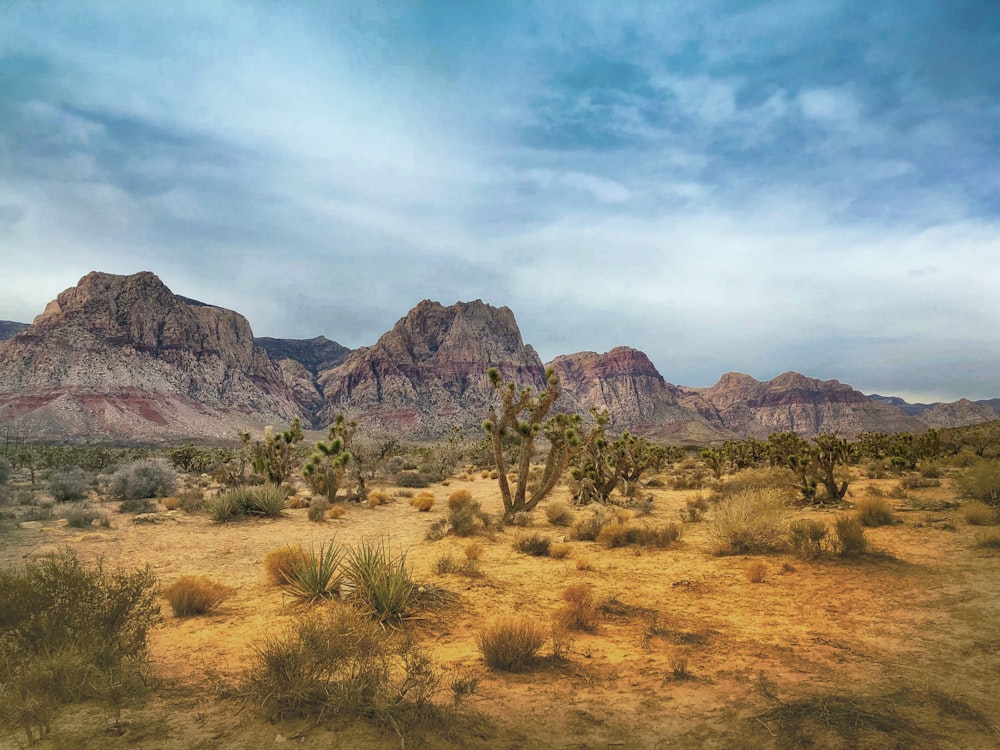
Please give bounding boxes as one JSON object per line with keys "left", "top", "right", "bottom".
{"left": 1, "top": 1, "right": 998, "bottom": 402}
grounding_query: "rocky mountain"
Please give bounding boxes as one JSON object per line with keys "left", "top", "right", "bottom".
{"left": 547, "top": 347, "right": 723, "bottom": 443}
{"left": 677, "top": 372, "right": 927, "bottom": 438}
{"left": 868, "top": 393, "right": 1000, "bottom": 428}
{"left": 0, "top": 321, "right": 27, "bottom": 340}
{"left": 0, "top": 271, "right": 302, "bottom": 441}
{"left": 317, "top": 299, "right": 547, "bottom": 437}
{"left": 255, "top": 336, "right": 352, "bottom": 415}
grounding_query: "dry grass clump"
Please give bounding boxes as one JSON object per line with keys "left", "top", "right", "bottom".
{"left": 285, "top": 493, "right": 308, "bottom": 509}
{"left": 787, "top": 518, "right": 828, "bottom": 560}
{"left": 514, "top": 532, "right": 552, "bottom": 556}
{"left": 477, "top": 616, "right": 547, "bottom": 671}
{"left": 596, "top": 520, "right": 641, "bottom": 548}
{"left": 410, "top": 491, "right": 435, "bottom": 512}
{"left": 707, "top": 487, "right": 790, "bottom": 555}
{"left": 327, "top": 503, "right": 347, "bottom": 519}
{"left": 308, "top": 498, "right": 329, "bottom": 523}
{"left": 834, "top": 515, "right": 867, "bottom": 557}
{"left": 678, "top": 495, "right": 709, "bottom": 523}
{"left": 367, "top": 490, "right": 390, "bottom": 507}
{"left": 962, "top": 501, "right": 998, "bottom": 526}
{"left": 555, "top": 583, "right": 599, "bottom": 632}
{"left": 974, "top": 528, "right": 1000, "bottom": 548}
{"left": 162, "top": 496, "right": 180, "bottom": 511}
{"left": 264, "top": 545, "right": 304, "bottom": 585}
{"left": 575, "top": 556, "right": 594, "bottom": 571}
{"left": 447, "top": 491, "right": 490, "bottom": 537}
{"left": 745, "top": 561, "right": 768, "bottom": 584}
{"left": 162, "top": 575, "right": 232, "bottom": 617}
{"left": 448, "top": 489, "right": 472, "bottom": 508}
{"left": 854, "top": 496, "right": 895, "bottom": 527}
{"left": 637, "top": 523, "right": 684, "bottom": 548}
{"left": 544, "top": 500, "right": 574, "bottom": 526}
{"left": 570, "top": 509, "right": 614, "bottom": 541}
{"left": 548, "top": 542, "right": 572, "bottom": 559}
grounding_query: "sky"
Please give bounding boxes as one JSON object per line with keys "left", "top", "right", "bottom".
{"left": 1, "top": 1, "right": 999, "bottom": 403}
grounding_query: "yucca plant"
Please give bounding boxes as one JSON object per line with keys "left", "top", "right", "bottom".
{"left": 343, "top": 538, "right": 414, "bottom": 623}
{"left": 247, "top": 484, "right": 287, "bottom": 518}
{"left": 279, "top": 542, "right": 344, "bottom": 604}
{"left": 208, "top": 490, "right": 245, "bottom": 522}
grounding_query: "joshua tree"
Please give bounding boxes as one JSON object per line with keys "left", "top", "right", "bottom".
{"left": 483, "top": 367, "right": 580, "bottom": 521}
{"left": 303, "top": 413, "right": 356, "bottom": 501}
{"left": 572, "top": 412, "right": 662, "bottom": 503}
{"left": 811, "top": 433, "right": 852, "bottom": 502}
{"left": 240, "top": 418, "right": 303, "bottom": 483}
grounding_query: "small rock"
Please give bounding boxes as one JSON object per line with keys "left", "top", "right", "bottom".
{"left": 275, "top": 733, "right": 287, "bottom": 744}
{"left": 132, "top": 513, "right": 162, "bottom": 524}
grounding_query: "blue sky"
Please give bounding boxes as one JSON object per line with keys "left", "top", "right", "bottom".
{"left": 1, "top": 1, "right": 998, "bottom": 402}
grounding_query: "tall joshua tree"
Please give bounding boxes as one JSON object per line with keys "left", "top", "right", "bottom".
{"left": 483, "top": 367, "right": 580, "bottom": 521}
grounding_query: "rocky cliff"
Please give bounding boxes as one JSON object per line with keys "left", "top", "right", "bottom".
{"left": 0, "top": 271, "right": 303, "bottom": 441}
{"left": 0, "top": 321, "right": 27, "bottom": 341}
{"left": 255, "top": 336, "right": 352, "bottom": 414}
{"left": 317, "top": 299, "right": 546, "bottom": 437}
{"left": 678, "top": 371, "right": 927, "bottom": 438}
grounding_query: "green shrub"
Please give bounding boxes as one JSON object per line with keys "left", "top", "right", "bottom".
{"left": 962, "top": 501, "right": 998, "bottom": 526}
{"left": 707, "top": 487, "right": 789, "bottom": 555}
{"left": 162, "top": 575, "right": 232, "bottom": 617}
{"left": 208, "top": 484, "right": 287, "bottom": 522}
{"left": 246, "top": 484, "right": 287, "bottom": 518}
{"left": 0, "top": 552, "right": 159, "bottom": 744}
{"left": 280, "top": 542, "right": 344, "bottom": 604}
{"left": 477, "top": 616, "right": 547, "bottom": 671}
{"left": 343, "top": 539, "right": 415, "bottom": 622}
{"left": 513, "top": 532, "right": 552, "bottom": 556}
{"left": 448, "top": 493, "right": 486, "bottom": 537}
{"left": 834, "top": 515, "right": 867, "bottom": 557}
{"left": 854, "top": 496, "right": 895, "bottom": 527}
{"left": 395, "top": 472, "right": 433, "bottom": 488}
{"left": 544, "top": 500, "right": 574, "bottom": 526}
{"left": 47, "top": 466, "right": 90, "bottom": 503}
{"left": 208, "top": 490, "right": 244, "bottom": 522}
{"left": 109, "top": 458, "right": 177, "bottom": 502}
{"left": 787, "top": 518, "right": 828, "bottom": 560}
{"left": 61, "top": 504, "right": 106, "bottom": 529}
{"left": 956, "top": 460, "right": 1000, "bottom": 506}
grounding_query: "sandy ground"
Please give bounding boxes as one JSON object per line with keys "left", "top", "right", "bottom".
{"left": 1, "top": 469, "right": 999, "bottom": 749}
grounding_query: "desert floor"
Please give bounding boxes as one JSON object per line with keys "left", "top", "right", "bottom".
{"left": 1, "top": 468, "right": 998, "bottom": 749}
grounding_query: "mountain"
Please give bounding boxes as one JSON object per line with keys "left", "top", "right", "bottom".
{"left": 869, "top": 394, "right": 1000, "bottom": 428}
{"left": 0, "top": 321, "right": 27, "bottom": 340}
{"left": 677, "top": 371, "right": 927, "bottom": 439}
{"left": 316, "top": 299, "right": 546, "bottom": 438}
{"left": 547, "top": 347, "right": 723, "bottom": 443}
{"left": 0, "top": 271, "right": 302, "bottom": 441}
{"left": 255, "top": 336, "right": 353, "bottom": 415}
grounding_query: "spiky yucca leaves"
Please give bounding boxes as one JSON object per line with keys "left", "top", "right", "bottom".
{"left": 483, "top": 367, "right": 581, "bottom": 521}
{"left": 343, "top": 539, "right": 415, "bottom": 623}
{"left": 240, "top": 418, "right": 304, "bottom": 484}
{"left": 279, "top": 542, "right": 344, "bottom": 604}
{"left": 208, "top": 484, "right": 286, "bottom": 521}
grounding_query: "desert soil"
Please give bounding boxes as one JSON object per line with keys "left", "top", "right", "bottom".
{"left": 1, "top": 470, "right": 998, "bottom": 749}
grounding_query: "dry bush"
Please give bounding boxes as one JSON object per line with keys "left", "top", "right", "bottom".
{"left": 548, "top": 542, "right": 572, "bottom": 559}
{"left": 464, "top": 542, "right": 483, "bottom": 561}
{"left": 368, "top": 490, "right": 390, "bottom": 507}
{"left": 448, "top": 489, "right": 472, "bottom": 508}
{"left": 410, "top": 492, "right": 435, "bottom": 512}
{"left": 480, "top": 470, "right": 490, "bottom": 479}
{"left": 900, "top": 475, "right": 941, "bottom": 490}
{"left": 679, "top": 495, "right": 709, "bottom": 523}
{"left": 514, "top": 532, "right": 552, "bottom": 556}
{"left": 177, "top": 488, "right": 205, "bottom": 513}
{"left": 545, "top": 500, "right": 574, "bottom": 526}
{"left": 720, "top": 467, "right": 797, "bottom": 496}
{"left": 957, "top": 460, "right": 1000, "bottom": 505}
{"left": 435, "top": 553, "right": 459, "bottom": 574}
{"left": 575, "top": 556, "right": 594, "bottom": 571}
{"left": 285, "top": 493, "right": 308, "bottom": 509}
{"left": 962, "top": 501, "right": 998, "bottom": 526}
{"left": 477, "top": 616, "right": 547, "bottom": 671}
{"left": 745, "top": 561, "right": 768, "bottom": 583}
{"left": 511, "top": 511, "right": 533, "bottom": 527}
{"left": 570, "top": 509, "right": 613, "bottom": 541}
{"left": 975, "top": 528, "right": 1000, "bottom": 548}
{"left": 327, "top": 503, "right": 347, "bottom": 519}
{"left": 308, "top": 498, "right": 329, "bottom": 523}
{"left": 887, "top": 483, "right": 908, "bottom": 499}
{"left": 555, "top": 583, "right": 598, "bottom": 632}
{"left": 707, "top": 487, "right": 790, "bottom": 555}
{"left": 447, "top": 491, "right": 486, "bottom": 536}
{"left": 489, "top": 470, "right": 499, "bottom": 479}
{"left": 787, "top": 518, "right": 828, "bottom": 560}
{"left": 264, "top": 546, "right": 304, "bottom": 586}
{"left": 854, "top": 496, "right": 895, "bottom": 527}
{"left": 834, "top": 515, "right": 867, "bottom": 557}
{"left": 866, "top": 484, "right": 885, "bottom": 497}
{"left": 596, "top": 521, "right": 641, "bottom": 548}
{"left": 919, "top": 462, "right": 942, "bottom": 478}
{"left": 636, "top": 523, "right": 684, "bottom": 548}
{"left": 162, "top": 575, "right": 232, "bottom": 617}
{"left": 162, "top": 496, "right": 179, "bottom": 511}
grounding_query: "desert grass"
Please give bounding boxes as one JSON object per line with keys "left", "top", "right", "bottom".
{"left": 554, "top": 583, "right": 599, "bottom": 632}
{"left": 477, "top": 616, "right": 547, "bottom": 672}
{"left": 962, "top": 501, "right": 998, "bottom": 526}
{"left": 854, "top": 496, "right": 895, "bottom": 527}
{"left": 162, "top": 575, "right": 232, "bottom": 617}
{"left": 707, "top": 487, "right": 789, "bottom": 555}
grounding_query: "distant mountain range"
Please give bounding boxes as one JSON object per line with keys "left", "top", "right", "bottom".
{"left": 0, "top": 271, "right": 995, "bottom": 443}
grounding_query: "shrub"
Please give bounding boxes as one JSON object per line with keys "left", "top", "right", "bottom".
{"left": 248, "top": 484, "right": 287, "bottom": 518}
{"left": 279, "top": 542, "right": 344, "bottom": 603}
{"left": 900, "top": 475, "right": 941, "bottom": 490}
{"left": 513, "top": 532, "right": 552, "bottom": 556}
{"left": 327, "top": 503, "right": 347, "bottom": 519}
{"left": 368, "top": 490, "right": 390, "bottom": 506}
{"left": 854, "top": 496, "right": 895, "bottom": 527}
{"left": 555, "top": 583, "right": 598, "bottom": 632}
{"left": 707, "top": 488, "right": 789, "bottom": 555}
{"left": 477, "top": 616, "right": 547, "bottom": 671}
{"left": 448, "top": 489, "right": 472, "bottom": 508}
{"left": 787, "top": 518, "right": 828, "bottom": 560}
{"left": 919, "top": 462, "right": 942, "bottom": 479}
{"left": 109, "top": 458, "right": 177, "bottom": 502}
{"left": 0, "top": 552, "right": 159, "bottom": 744}
{"left": 411, "top": 492, "right": 435, "bottom": 512}
{"left": 570, "top": 510, "right": 613, "bottom": 541}
{"left": 119, "top": 496, "right": 156, "bottom": 514}
{"left": 962, "top": 501, "right": 998, "bottom": 526}
{"left": 162, "top": 575, "right": 232, "bottom": 617}
{"left": 435, "top": 553, "right": 459, "bottom": 574}
{"left": 308, "top": 498, "right": 330, "bottom": 522}
{"left": 163, "top": 496, "right": 180, "bottom": 510}
{"left": 47, "top": 466, "right": 89, "bottom": 503}
{"left": 62, "top": 504, "right": 104, "bottom": 529}
{"left": 975, "top": 528, "right": 1000, "bottom": 548}
{"left": 237, "top": 606, "right": 440, "bottom": 722}
{"left": 834, "top": 515, "right": 867, "bottom": 557}
{"left": 596, "top": 521, "right": 641, "bottom": 548}
{"left": 745, "top": 561, "right": 768, "bottom": 583}
{"left": 679, "top": 496, "right": 709, "bottom": 523}
{"left": 956, "top": 460, "right": 1000, "bottom": 505}
{"left": 264, "top": 546, "right": 303, "bottom": 585}
{"left": 343, "top": 539, "right": 415, "bottom": 622}
{"left": 209, "top": 491, "right": 244, "bottom": 522}
{"left": 636, "top": 523, "right": 684, "bottom": 548}
{"left": 448, "top": 493, "right": 485, "bottom": 537}
{"left": 395, "top": 472, "right": 433, "bottom": 488}
{"left": 177, "top": 488, "right": 205, "bottom": 513}
{"left": 0, "top": 456, "right": 10, "bottom": 485}
{"left": 208, "top": 485, "right": 287, "bottom": 521}
{"left": 545, "top": 500, "right": 574, "bottom": 526}
{"left": 549, "top": 542, "right": 572, "bottom": 559}
{"left": 575, "top": 556, "right": 593, "bottom": 571}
